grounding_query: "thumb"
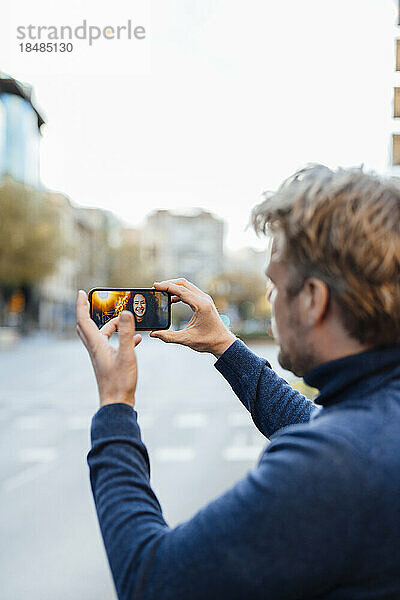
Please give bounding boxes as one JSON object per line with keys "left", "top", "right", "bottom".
{"left": 150, "top": 329, "right": 183, "bottom": 344}
{"left": 118, "top": 311, "right": 135, "bottom": 354}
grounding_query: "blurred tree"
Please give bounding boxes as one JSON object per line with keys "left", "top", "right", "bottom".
{"left": 0, "top": 178, "right": 68, "bottom": 328}
{"left": 0, "top": 178, "right": 65, "bottom": 286}
{"left": 208, "top": 271, "right": 268, "bottom": 319}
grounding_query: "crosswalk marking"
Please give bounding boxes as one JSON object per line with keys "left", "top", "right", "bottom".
{"left": 66, "top": 416, "right": 91, "bottom": 430}
{"left": 173, "top": 413, "right": 208, "bottom": 428}
{"left": 154, "top": 447, "right": 195, "bottom": 462}
{"left": 2, "top": 463, "right": 53, "bottom": 493}
{"left": 222, "top": 445, "right": 264, "bottom": 461}
{"left": 15, "top": 416, "right": 55, "bottom": 430}
{"left": 18, "top": 447, "right": 58, "bottom": 463}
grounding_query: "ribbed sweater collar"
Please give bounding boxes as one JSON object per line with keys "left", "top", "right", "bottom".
{"left": 303, "top": 345, "right": 400, "bottom": 406}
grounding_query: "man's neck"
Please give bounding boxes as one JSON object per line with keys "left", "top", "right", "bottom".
{"left": 310, "top": 323, "right": 371, "bottom": 369}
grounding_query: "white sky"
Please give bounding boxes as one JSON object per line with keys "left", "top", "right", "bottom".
{"left": 0, "top": 0, "right": 397, "bottom": 250}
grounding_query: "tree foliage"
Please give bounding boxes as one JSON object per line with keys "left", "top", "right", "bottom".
{"left": 0, "top": 178, "right": 65, "bottom": 286}
{"left": 208, "top": 271, "right": 270, "bottom": 319}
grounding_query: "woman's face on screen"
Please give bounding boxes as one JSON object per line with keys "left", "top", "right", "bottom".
{"left": 133, "top": 294, "right": 146, "bottom": 321}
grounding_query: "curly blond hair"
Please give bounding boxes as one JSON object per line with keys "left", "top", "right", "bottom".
{"left": 252, "top": 164, "right": 400, "bottom": 346}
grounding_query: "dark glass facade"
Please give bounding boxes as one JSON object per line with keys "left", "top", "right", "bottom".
{"left": 0, "top": 83, "right": 42, "bottom": 187}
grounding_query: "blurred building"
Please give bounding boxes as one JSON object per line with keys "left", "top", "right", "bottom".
{"left": 74, "top": 207, "right": 122, "bottom": 290}
{"left": 141, "top": 208, "right": 225, "bottom": 287}
{"left": 0, "top": 74, "right": 44, "bottom": 188}
{"left": 122, "top": 227, "right": 141, "bottom": 246}
{"left": 226, "top": 247, "right": 266, "bottom": 276}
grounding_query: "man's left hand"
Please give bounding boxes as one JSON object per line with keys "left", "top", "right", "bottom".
{"left": 76, "top": 290, "right": 142, "bottom": 408}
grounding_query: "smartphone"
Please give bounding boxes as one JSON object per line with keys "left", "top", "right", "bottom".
{"left": 88, "top": 288, "right": 171, "bottom": 331}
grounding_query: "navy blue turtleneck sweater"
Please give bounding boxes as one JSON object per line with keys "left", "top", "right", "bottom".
{"left": 87, "top": 340, "right": 400, "bottom": 599}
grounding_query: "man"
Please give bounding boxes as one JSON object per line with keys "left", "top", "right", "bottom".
{"left": 77, "top": 164, "right": 400, "bottom": 599}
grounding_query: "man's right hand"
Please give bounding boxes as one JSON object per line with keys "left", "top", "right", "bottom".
{"left": 150, "top": 278, "right": 236, "bottom": 358}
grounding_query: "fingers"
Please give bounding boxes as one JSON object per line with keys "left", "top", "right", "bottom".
{"left": 99, "top": 317, "right": 120, "bottom": 339}
{"left": 76, "top": 290, "right": 90, "bottom": 323}
{"left": 133, "top": 334, "right": 142, "bottom": 347}
{"left": 150, "top": 329, "right": 186, "bottom": 344}
{"left": 171, "top": 295, "right": 181, "bottom": 304}
{"left": 153, "top": 281, "right": 201, "bottom": 311}
{"left": 77, "top": 294, "right": 141, "bottom": 356}
{"left": 100, "top": 319, "right": 142, "bottom": 346}
{"left": 117, "top": 311, "right": 136, "bottom": 356}
{"left": 76, "top": 322, "right": 89, "bottom": 350}
{"left": 76, "top": 290, "right": 101, "bottom": 349}
{"left": 154, "top": 278, "right": 204, "bottom": 295}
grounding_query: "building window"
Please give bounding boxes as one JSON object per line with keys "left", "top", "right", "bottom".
{"left": 0, "top": 93, "right": 40, "bottom": 186}
{"left": 395, "top": 88, "right": 400, "bottom": 118}
{"left": 397, "top": 40, "right": 400, "bottom": 71}
{"left": 392, "top": 134, "right": 400, "bottom": 165}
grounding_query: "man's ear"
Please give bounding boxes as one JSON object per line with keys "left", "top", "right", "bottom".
{"left": 298, "top": 278, "right": 330, "bottom": 326}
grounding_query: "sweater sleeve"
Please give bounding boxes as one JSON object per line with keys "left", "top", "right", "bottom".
{"left": 214, "top": 339, "right": 320, "bottom": 438}
{"left": 88, "top": 403, "right": 361, "bottom": 600}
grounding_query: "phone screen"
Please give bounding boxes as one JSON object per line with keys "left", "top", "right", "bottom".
{"left": 89, "top": 288, "right": 171, "bottom": 331}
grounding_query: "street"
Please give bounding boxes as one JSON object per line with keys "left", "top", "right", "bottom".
{"left": 0, "top": 333, "right": 294, "bottom": 600}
